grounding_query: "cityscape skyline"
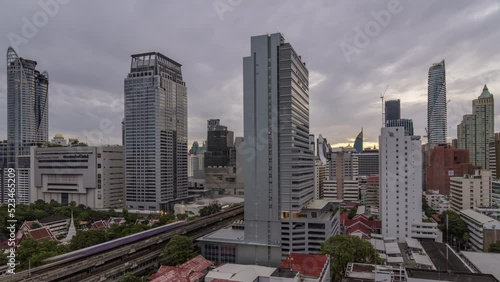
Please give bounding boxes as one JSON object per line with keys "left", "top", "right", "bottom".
{"left": 0, "top": 1, "right": 500, "bottom": 148}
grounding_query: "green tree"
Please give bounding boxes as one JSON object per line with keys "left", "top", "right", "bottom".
{"left": 162, "top": 235, "right": 195, "bottom": 266}
{"left": 68, "top": 230, "right": 107, "bottom": 251}
{"left": 16, "top": 239, "right": 67, "bottom": 270}
{"left": 439, "top": 211, "right": 468, "bottom": 248}
{"left": 177, "top": 213, "right": 188, "bottom": 220}
{"left": 321, "top": 235, "right": 382, "bottom": 281}
{"left": 199, "top": 203, "right": 222, "bottom": 217}
{"left": 348, "top": 207, "right": 357, "bottom": 220}
{"left": 31, "top": 222, "right": 42, "bottom": 229}
{"left": 489, "top": 240, "right": 500, "bottom": 253}
{"left": 116, "top": 272, "right": 141, "bottom": 282}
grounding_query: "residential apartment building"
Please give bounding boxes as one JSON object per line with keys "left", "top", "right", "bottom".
{"left": 450, "top": 170, "right": 492, "bottom": 212}
{"left": 380, "top": 127, "right": 439, "bottom": 242}
{"left": 426, "top": 144, "right": 477, "bottom": 195}
{"left": 322, "top": 179, "right": 359, "bottom": 202}
{"left": 457, "top": 85, "right": 494, "bottom": 169}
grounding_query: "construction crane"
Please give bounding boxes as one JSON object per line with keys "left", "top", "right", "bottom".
{"left": 380, "top": 85, "right": 389, "bottom": 127}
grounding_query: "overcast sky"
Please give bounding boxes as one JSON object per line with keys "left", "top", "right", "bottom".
{"left": 1, "top": 0, "right": 499, "bottom": 148}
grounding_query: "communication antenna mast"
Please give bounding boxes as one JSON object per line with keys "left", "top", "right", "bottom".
{"left": 380, "top": 85, "right": 389, "bottom": 127}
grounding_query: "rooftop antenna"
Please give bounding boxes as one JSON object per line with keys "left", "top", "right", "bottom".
{"left": 380, "top": 85, "right": 389, "bottom": 127}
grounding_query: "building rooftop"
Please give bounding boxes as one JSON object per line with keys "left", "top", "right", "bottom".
{"left": 276, "top": 253, "right": 328, "bottom": 278}
{"left": 460, "top": 209, "right": 500, "bottom": 225}
{"left": 38, "top": 214, "right": 69, "bottom": 224}
{"left": 406, "top": 268, "right": 498, "bottom": 282}
{"left": 205, "top": 264, "right": 276, "bottom": 282}
{"left": 420, "top": 241, "right": 470, "bottom": 272}
{"left": 197, "top": 226, "right": 245, "bottom": 243}
{"left": 461, "top": 251, "right": 500, "bottom": 281}
{"left": 148, "top": 255, "right": 214, "bottom": 282}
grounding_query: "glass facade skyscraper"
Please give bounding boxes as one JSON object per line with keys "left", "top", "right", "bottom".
{"left": 7, "top": 47, "right": 49, "bottom": 158}
{"left": 427, "top": 60, "right": 447, "bottom": 144}
{"left": 385, "top": 99, "right": 400, "bottom": 122}
{"left": 4, "top": 47, "right": 49, "bottom": 204}
{"left": 124, "top": 52, "right": 188, "bottom": 211}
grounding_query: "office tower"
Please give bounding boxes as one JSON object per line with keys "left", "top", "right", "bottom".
{"left": 385, "top": 99, "right": 401, "bottom": 121}
{"left": 4, "top": 47, "right": 49, "bottom": 204}
{"left": 204, "top": 120, "right": 233, "bottom": 168}
{"left": 242, "top": 33, "right": 338, "bottom": 264}
{"left": 204, "top": 120, "right": 242, "bottom": 196}
{"left": 450, "top": 170, "right": 492, "bottom": 212}
{"left": 317, "top": 134, "right": 330, "bottom": 165}
{"left": 386, "top": 118, "right": 414, "bottom": 136}
{"left": 353, "top": 148, "right": 379, "bottom": 177}
{"left": 323, "top": 179, "right": 359, "bottom": 201}
{"left": 309, "top": 134, "right": 315, "bottom": 155}
{"left": 328, "top": 147, "right": 356, "bottom": 200}
{"left": 426, "top": 145, "right": 477, "bottom": 195}
{"left": 353, "top": 129, "right": 363, "bottom": 153}
{"left": 457, "top": 85, "right": 495, "bottom": 169}
{"left": 380, "top": 127, "right": 423, "bottom": 242}
{"left": 489, "top": 133, "right": 500, "bottom": 179}
{"left": 7, "top": 47, "right": 49, "bottom": 153}
{"left": 124, "top": 52, "right": 188, "bottom": 211}
{"left": 427, "top": 60, "right": 447, "bottom": 144}
{"left": 314, "top": 159, "right": 326, "bottom": 199}
{"left": 207, "top": 119, "right": 220, "bottom": 131}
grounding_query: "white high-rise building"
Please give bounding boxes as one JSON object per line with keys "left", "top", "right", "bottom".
{"left": 380, "top": 127, "right": 423, "bottom": 242}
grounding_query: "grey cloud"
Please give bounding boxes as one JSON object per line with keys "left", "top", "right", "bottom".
{"left": 0, "top": 0, "right": 499, "bottom": 147}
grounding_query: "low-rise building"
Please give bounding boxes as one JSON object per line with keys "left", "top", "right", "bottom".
{"left": 149, "top": 255, "right": 214, "bottom": 282}
{"left": 461, "top": 251, "right": 500, "bottom": 281}
{"left": 31, "top": 146, "right": 125, "bottom": 209}
{"left": 343, "top": 263, "right": 405, "bottom": 282}
{"left": 460, "top": 209, "right": 500, "bottom": 251}
{"left": 424, "top": 190, "right": 451, "bottom": 213}
{"left": 204, "top": 253, "right": 331, "bottom": 282}
{"left": 450, "top": 170, "right": 492, "bottom": 212}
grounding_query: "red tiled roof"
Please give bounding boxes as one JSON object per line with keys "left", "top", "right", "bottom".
{"left": 148, "top": 255, "right": 214, "bottom": 282}
{"left": 90, "top": 220, "right": 108, "bottom": 230}
{"left": 367, "top": 176, "right": 379, "bottom": 181}
{"left": 279, "top": 253, "right": 328, "bottom": 278}
{"left": 340, "top": 212, "right": 349, "bottom": 225}
{"left": 24, "top": 227, "right": 57, "bottom": 242}
{"left": 347, "top": 224, "right": 371, "bottom": 237}
{"left": 431, "top": 214, "right": 441, "bottom": 223}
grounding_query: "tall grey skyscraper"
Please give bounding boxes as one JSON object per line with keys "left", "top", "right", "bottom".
{"left": 385, "top": 99, "right": 400, "bottom": 122}
{"left": 457, "top": 85, "right": 494, "bottom": 169}
{"left": 4, "top": 47, "right": 48, "bottom": 204}
{"left": 7, "top": 47, "right": 49, "bottom": 158}
{"left": 244, "top": 32, "right": 314, "bottom": 241}
{"left": 427, "top": 60, "right": 447, "bottom": 144}
{"left": 198, "top": 33, "right": 339, "bottom": 266}
{"left": 124, "top": 52, "right": 188, "bottom": 211}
